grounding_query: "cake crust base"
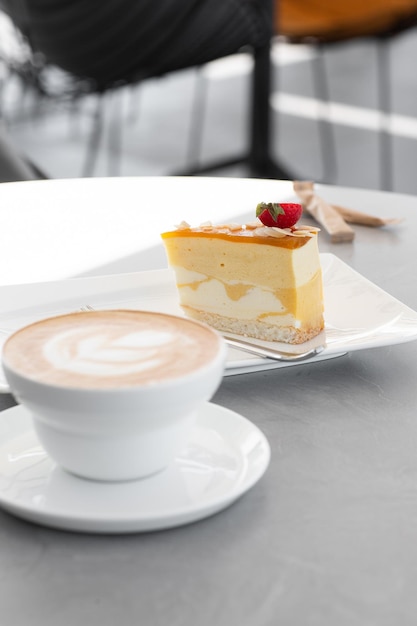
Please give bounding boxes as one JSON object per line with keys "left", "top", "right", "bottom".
{"left": 182, "top": 306, "right": 324, "bottom": 345}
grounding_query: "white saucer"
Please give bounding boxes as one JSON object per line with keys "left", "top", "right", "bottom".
{"left": 0, "top": 403, "right": 270, "bottom": 534}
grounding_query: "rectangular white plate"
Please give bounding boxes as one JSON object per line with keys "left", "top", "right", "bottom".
{"left": 1, "top": 253, "right": 417, "bottom": 393}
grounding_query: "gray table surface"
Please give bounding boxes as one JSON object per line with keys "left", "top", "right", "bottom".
{"left": 1, "top": 179, "right": 417, "bottom": 625}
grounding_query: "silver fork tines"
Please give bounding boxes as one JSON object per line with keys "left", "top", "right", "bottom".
{"left": 222, "top": 334, "right": 326, "bottom": 362}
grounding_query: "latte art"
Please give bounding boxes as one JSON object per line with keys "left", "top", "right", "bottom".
{"left": 43, "top": 328, "right": 192, "bottom": 377}
{"left": 3, "top": 310, "right": 220, "bottom": 389}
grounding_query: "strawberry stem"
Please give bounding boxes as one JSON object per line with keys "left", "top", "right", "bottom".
{"left": 256, "top": 202, "right": 285, "bottom": 220}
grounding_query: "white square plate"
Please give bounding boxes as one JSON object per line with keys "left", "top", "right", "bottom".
{"left": 1, "top": 253, "right": 417, "bottom": 393}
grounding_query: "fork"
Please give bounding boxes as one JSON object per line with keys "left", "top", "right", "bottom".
{"left": 221, "top": 334, "right": 325, "bottom": 362}
{"left": 79, "top": 305, "right": 325, "bottom": 363}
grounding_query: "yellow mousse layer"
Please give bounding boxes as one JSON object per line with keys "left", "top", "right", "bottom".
{"left": 161, "top": 222, "right": 324, "bottom": 344}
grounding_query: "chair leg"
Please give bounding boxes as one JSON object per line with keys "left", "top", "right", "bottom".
{"left": 186, "top": 66, "right": 208, "bottom": 170}
{"left": 82, "top": 94, "right": 105, "bottom": 177}
{"left": 376, "top": 37, "right": 393, "bottom": 192}
{"left": 107, "top": 89, "right": 123, "bottom": 176}
{"left": 248, "top": 38, "right": 293, "bottom": 179}
{"left": 0, "top": 125, "right": 44, "bottom": 181}
{"left": 249, "top": 39, "right": 274, "bottom": 175}
{"left": 311, "top": 44, "right": 338, "bottom": 183}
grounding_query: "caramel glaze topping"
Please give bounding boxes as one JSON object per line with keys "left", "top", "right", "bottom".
{"left": 161, "top": 222, "right": 319, "bottom": 250}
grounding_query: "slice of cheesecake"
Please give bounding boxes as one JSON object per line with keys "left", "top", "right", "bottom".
{"left": 161, "top": 219, "right": 324, "bottom": 344}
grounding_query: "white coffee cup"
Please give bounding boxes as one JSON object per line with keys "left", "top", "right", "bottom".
{"left": 2, "top": 309, "right": 226, "bottom": 482}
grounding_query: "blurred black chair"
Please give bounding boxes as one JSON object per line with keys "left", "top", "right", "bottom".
{"left": 1, "top": 0, "right": 291, "bottom": 180}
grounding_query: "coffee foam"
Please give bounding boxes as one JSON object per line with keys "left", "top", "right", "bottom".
{"left": 3, "top": 310, "right": 220, "bottom": 389}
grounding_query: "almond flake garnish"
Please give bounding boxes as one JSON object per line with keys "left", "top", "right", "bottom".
{"left": 176, "top": 220, "right": 191, "bottom": 230}
{"left": 214, "top": 223, "right": 242, "bottom": 231}
{"left": 252, "top": 225, "right": 318, "bottom": 239}
{"left": 297, "top": 224, "right": 321, "bottom": 233}
{"left": 290, "top": 230, "right": 314, "bottom": 238}
{"left": 245, "top": 220, "right": 262, "bottom": 229}
{"left": 174, "top": 219, "right": 319, "bottom": 237}
{"left": 270, "top": 226, "right": 294, "bottom": 237}
{"left": 253, "top": 226, "right": 286, "bottom": 238}
{"left": 199, "top": 221, "right": 214, "bottom": 231}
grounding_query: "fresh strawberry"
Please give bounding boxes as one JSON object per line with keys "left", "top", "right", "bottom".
{"left": 256, "top": 202, "right": 303, "bottom": 229}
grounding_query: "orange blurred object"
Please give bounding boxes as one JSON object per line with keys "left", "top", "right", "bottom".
{"left": 277, "top": 0, "right": 417, "bottom": 42}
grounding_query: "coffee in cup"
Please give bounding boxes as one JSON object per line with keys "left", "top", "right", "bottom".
{"left": 2, "top": 309, "right": 226, "bottom": 481}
